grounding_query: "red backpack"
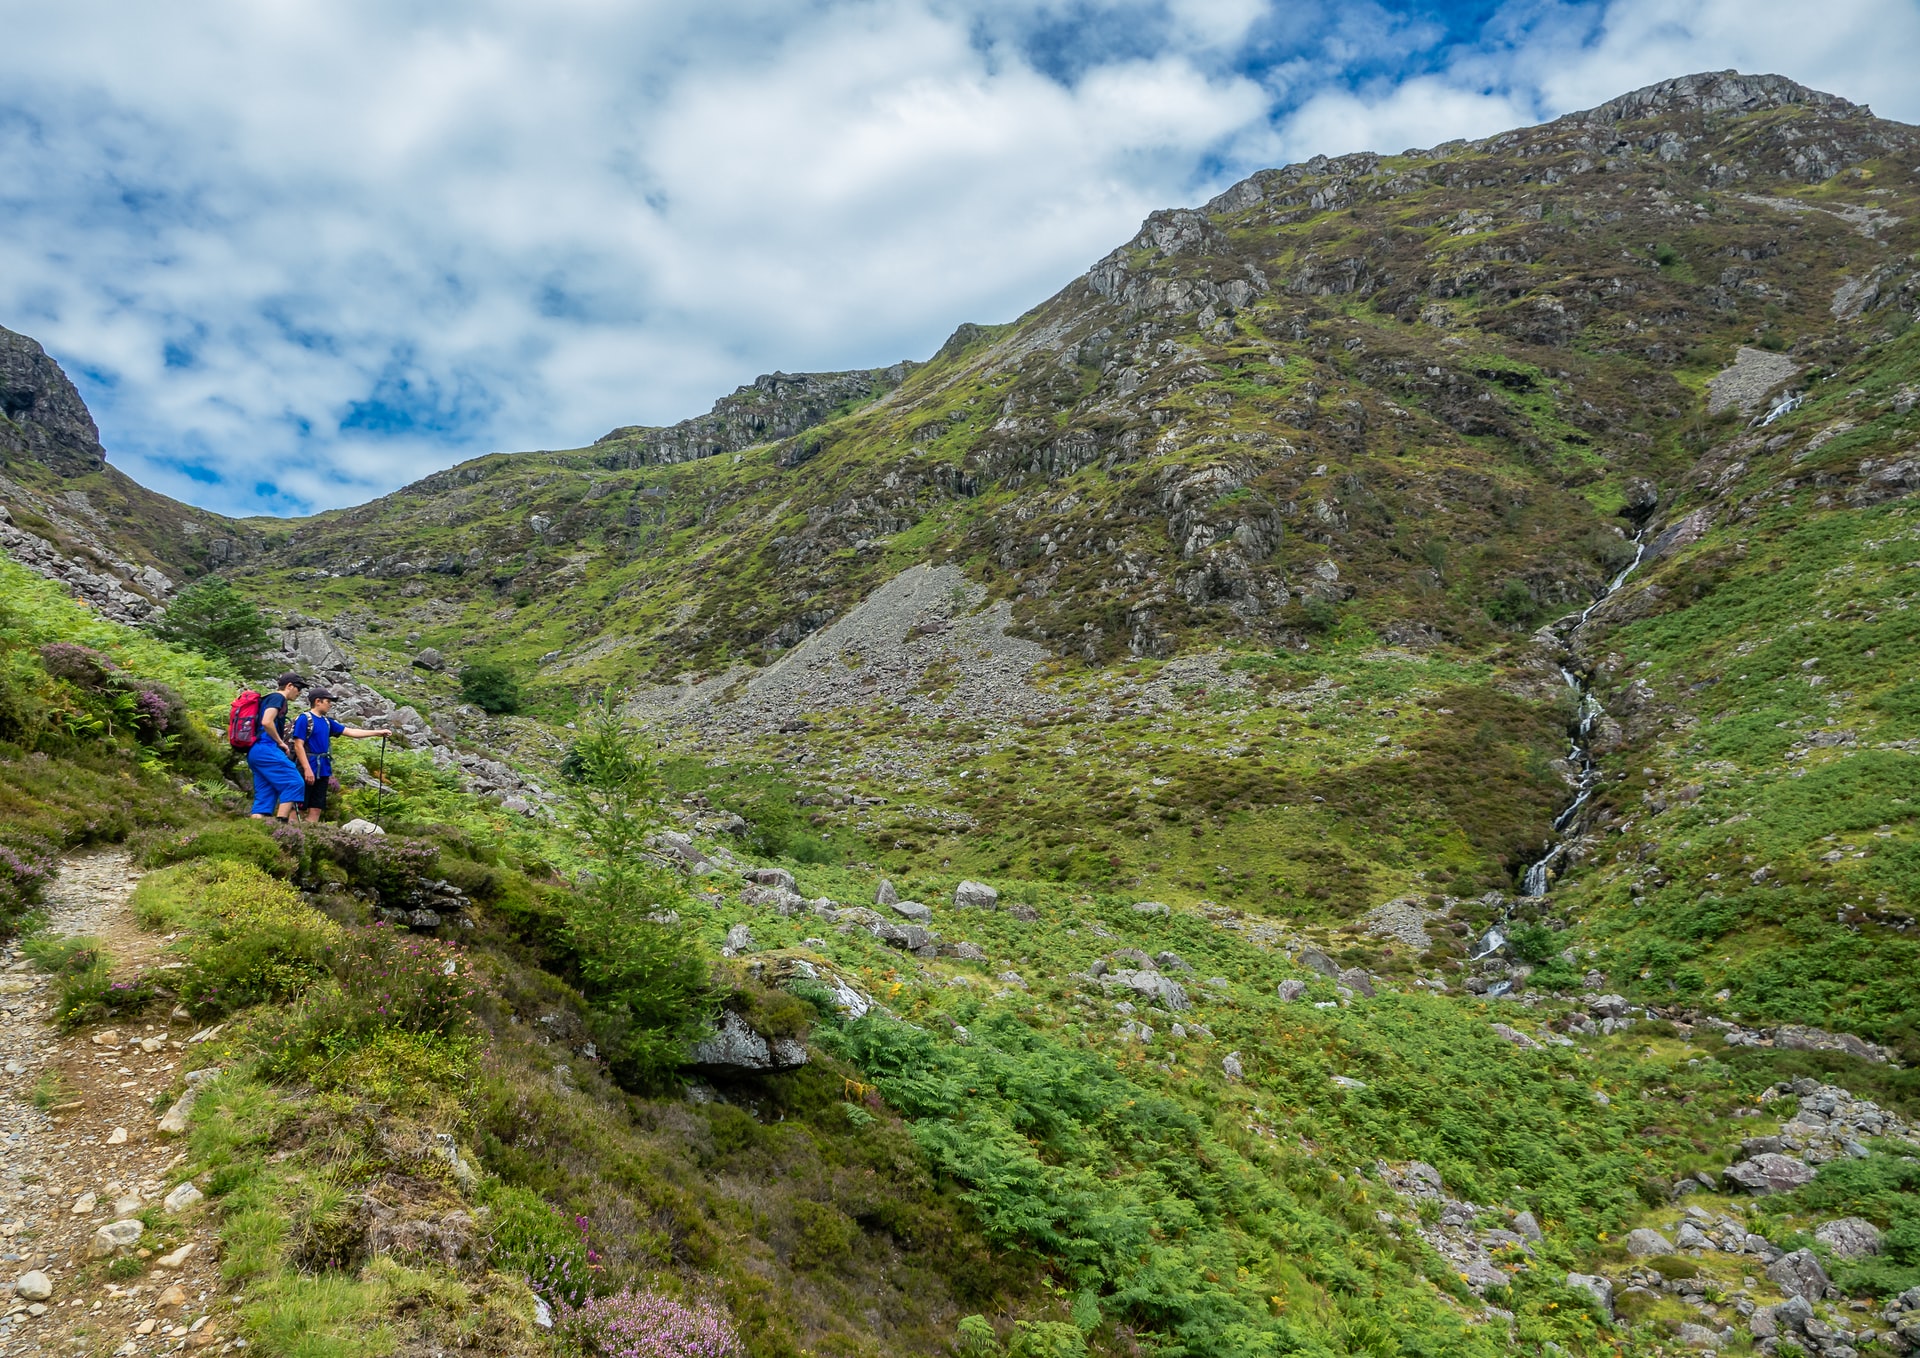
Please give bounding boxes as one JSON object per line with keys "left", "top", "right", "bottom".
{"left": 227, "top": 689, "right": 264, "bottom": 751}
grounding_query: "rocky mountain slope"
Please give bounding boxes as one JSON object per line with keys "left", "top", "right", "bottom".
{"left": 1, "top": 325, "right": 263, "bottom": 623}
{"left": 5, "top": 67, "right": 1920, "bottom": 1358}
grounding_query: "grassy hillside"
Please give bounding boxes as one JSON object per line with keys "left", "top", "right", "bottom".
{"left": 5, "top": 70, "right": 1920, "bottom": 1358}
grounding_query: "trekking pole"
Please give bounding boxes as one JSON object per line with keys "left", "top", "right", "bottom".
{"left": 377, "top": 735, "right": 388, "bottom": 821}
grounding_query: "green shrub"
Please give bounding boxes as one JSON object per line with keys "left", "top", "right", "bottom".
{"left": 458, "top": 661, "right": 522, "bottom": 715}
{"left": 149, "top": 577, "right": 274, "bottom": 673}
{"left": 24, "top": 932, "right": 151, "bottom": 1027}
{"left": 173, "top": 863, "right": 341, "bottom": 1012}
{"left": 480, "top": 1182, "right": 592, "bottom": 1304}
{"left": 562, "top": 707, "right": 715, "bottom": 1088}
{"left": 274, "top": 823, "right": 438, "bottom": 904}
{"left": 146, "top": 821, "right": 291, "bottom": 878}
{"left": 1487, "top": 579, "right": 1540, "bottom": 627}
{"left": 259, "top": 925, "right": 486, "bottom": 1090}
{"left": 1507, "top": 923, "right": 1560, "bottom": 964}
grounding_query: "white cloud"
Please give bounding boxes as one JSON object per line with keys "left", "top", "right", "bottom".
{"left": 0, "top": 0, "right": 1270, "bottom": 514}
{"left": 0, "top": 0, "right": 1912, "bottom": 516}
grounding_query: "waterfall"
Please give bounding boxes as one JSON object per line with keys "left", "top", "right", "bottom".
{"left": 1516, "top": 530, "right": 1650, "bottom": 899}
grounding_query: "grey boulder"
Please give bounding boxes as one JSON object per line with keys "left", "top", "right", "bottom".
{"left": 1624, "top": 1228, "right": 1674, "bottom": 1257}
{"left": 89, "top": 1219, "right": 144, "bottom": 1257}
{"left": 1814, "top": 1216, "right": 1882, "bottom": 1258}
{"left": 1766, "top": 1247, "right": 1831, "bottom": 1302}
{"left": 1277, "top": 979, "right": 1307, "bottom": 1001}
{"left": 1298, "top": 948, "right": 1340, "bottom": 979}
{"left": 889, "top": 899, "right": 932, "bottom": 923}
{"left": 1723, "top": 1153, "right": 1816, "bottom": 1195}
{"left": 953, "top": 880, "right": 999, "bottom": 909}
{"left": 689, "top": 1011, "right": 806, "bottom": 1071}
{"left": 1564, "top": 1272, "right": 1612, "bottom": 1320}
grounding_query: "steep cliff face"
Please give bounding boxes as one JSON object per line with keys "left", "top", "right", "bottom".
{"left": 595, "top": 363, "right": 916, "bottom": 469}
{"left": 0, "top": 324, "right": 106, "bottom": 477}
{"left": 0, "top": 326, "right": 264, "bottom": 617}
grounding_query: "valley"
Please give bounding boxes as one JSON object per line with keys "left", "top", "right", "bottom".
{"left": 3, "top": 68, "right": 1920, "bottom": 1358}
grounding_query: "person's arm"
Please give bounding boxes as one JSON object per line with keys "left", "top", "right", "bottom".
{"left": 341, "top": 726, "right": 394, "bottom": 739}
{"left": 264, "top": 699, "right": 291, "bottom": 751}
{"left": 291, "top": 721, "right": 315, "bottom": 783}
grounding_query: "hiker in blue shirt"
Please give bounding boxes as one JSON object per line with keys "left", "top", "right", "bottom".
{"left": 248, "top": 673, "right": 309, "bottom": 821}
{"left": 291, "top": 688, "right": 393, "bottom": 823}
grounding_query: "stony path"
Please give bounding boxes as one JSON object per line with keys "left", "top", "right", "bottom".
{"left": 2, "top": 851, "right": 232, "bottom": 1357}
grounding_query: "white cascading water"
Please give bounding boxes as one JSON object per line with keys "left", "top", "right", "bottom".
{"left": 1516, "top": 531, "right": 1651, "bottom": 899}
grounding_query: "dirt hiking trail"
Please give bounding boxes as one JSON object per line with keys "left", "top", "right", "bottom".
{"left": 2, "top": 850, "right": 235, "bottom": 1357}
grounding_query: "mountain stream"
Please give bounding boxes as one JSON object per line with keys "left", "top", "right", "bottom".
{"left": 1470, "top": 530, "right": 1650, "bottom": 963}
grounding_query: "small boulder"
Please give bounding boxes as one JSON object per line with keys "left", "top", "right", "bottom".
{"left": 953, "top": 880, "right": 999, "bottom": 910}
{"left": 723, "top": 923, "right": 757, "bottom": 955}
{"left": 1222, "top": 1052, "right": 1244, "bottom": 1081}
{"left": 411, "top": 648, "right": 445, "bottom": 671}
{"left": 1277, "top": 979, "right": 1307, "bottom": 1001}
{"left": 89, "top": 1219, "right": 144, "bottom": 1257}
{"left": 1814, "top": 1216, "right": 1882, "bottom": 1259}
{"left": 1490, "top": 1023, "right": 1541, "bottom": 1050}
{"left": 163, "top": 1182, "right": 204, "bottom": 1214}
{"left": 154, "top": 1243, "right": 195, "bottom": 1270}
{"left": 340, "top": 818, "right": 386, "bottom": 836}
{"left": 747, "top": 867, "right": 797, "bottom": 892}
{"left": 1131, "top": 901, "right": 1169, "bottom": 915}
{"left": 1673, "top": 1222, "right": 1710, "bottom": 1250}
{"left": 1337, "top": 968, "right": 1376, "bottom": 998}
{"left": 1564, "top": 1272, "right": 1612, "bottom": 1320}
{"left": 1624, "top": 1228, "right": 1674, "bottom": 1257}
{"left": 112, "top": 1194, "right": 142, "bottom": 1220}
{"left": 1512, "top": 1210, "right": 1543, "bottom": 1243}
{"left": 1723, "top": 1153, "right": 1816, "bottom": 1195}
{"left": 13, "top": 1271, "right": 53, "bottom": 1301}
{"left": 1674, "top": 1321, "right": 1720, "bottom": 1349}
{"left": 688, "top": 1011, "right": 806, "bottom": 1071}
{"left": 875, "top": 879, "right": 899, "bottom": 907}
{"left": 1299, "top": 948, "right": 1340, "bottom": 979}
{"left": 70, "top": 1191, "right": 97, "bottom": 1215}
{"left": 889, "top": 899, "right": 932, "bottom": 923}
{"left": 1766, "top": 1247, "right": 1831, "bottom": 1302}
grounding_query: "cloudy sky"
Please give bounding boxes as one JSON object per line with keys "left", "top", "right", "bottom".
{"left": 2, "top": 0, "right": 1916, "bottom": 517}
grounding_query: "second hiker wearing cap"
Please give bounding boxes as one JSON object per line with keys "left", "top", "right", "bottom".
{"left": 291, "top": 689, "right": 393, "bottom": 824}
{"left": 248, "top": 673, "right": 310, "bottom": 821}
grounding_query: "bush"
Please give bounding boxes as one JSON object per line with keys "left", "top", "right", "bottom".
{"left": 1487, "top": 579, "right": 1540, "bottom": 627}
{"left": 1508, "top": 923, "right": 1561, "bottom": 965}
{"left": 149, "top": 577, "right": 274, "bottom": 673}
{"left": 147, "top": 822, "right": 292, "bottom": 877}
{"left": 174, "top": 863, "right": 342, "bottom": 1012}
{"left": 483, "top": 1183, "right": 593, "bottom": 1305}
{"left": 553, "top": 1287, "right": 741, "bottom": 1358}
{"left": 0, "top": 840, "right": 55, "bottom": 923}
{"left": 562, "top": 708, "right": 715, "bottom": 1088}
{"left": 274, "top": 824, "right": 439, "bottom": 904}
{"left": 23, "top": 933, "right": 151, "bottom": 1027}
{"left": 459, "top": 661, "right": 522, "bottom": 715}
{"left": 260, "top": 924, "right": 487, "bottom": 1088}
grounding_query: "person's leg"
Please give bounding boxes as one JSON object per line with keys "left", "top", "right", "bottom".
{"left": 247, "top": 749, "right": 278, "bottom": 818}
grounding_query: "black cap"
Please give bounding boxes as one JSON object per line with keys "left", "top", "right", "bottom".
{"left": 276, "top": 673, "right": 308, "bottom": 690}
{"left": 308, "top": 688, "right": 334, "bottom": 704}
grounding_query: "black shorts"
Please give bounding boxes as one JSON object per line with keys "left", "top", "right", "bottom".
{"left": 302, "top": 778, "right": 331, "bottom": 813}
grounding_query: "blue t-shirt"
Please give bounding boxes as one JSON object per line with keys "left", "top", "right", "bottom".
{"left": 256, "top": 692, "right": 289, "bottom": 746}
{"left": 291, "top": 712, "right": 346, "bottom": 776}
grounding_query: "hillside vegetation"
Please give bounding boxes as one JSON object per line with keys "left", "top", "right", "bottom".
{"left": 3, "top": 68, "right": 1920, "bottom": 1358}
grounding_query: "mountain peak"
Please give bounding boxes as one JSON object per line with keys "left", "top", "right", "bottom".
{"left": 1573, "top": 69, "right": 1861, "bottom": 125}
